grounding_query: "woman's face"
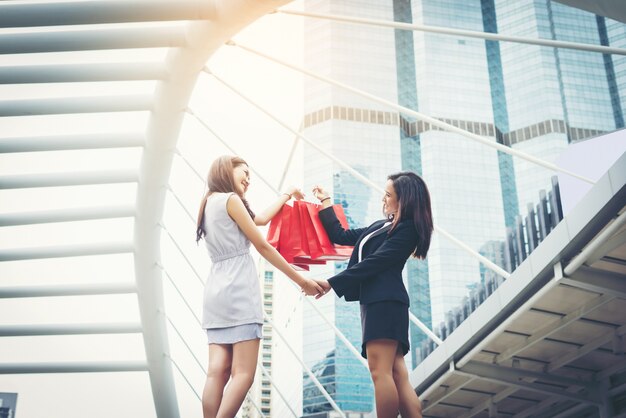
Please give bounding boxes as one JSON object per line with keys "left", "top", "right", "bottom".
{"left": 233, "top": 164, "right": 250, "bottom": 195}
{"left": 382, "top": 179, "right": 399, "bottom": 217}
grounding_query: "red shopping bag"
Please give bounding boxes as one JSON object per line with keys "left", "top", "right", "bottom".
{"left": 267, "top": 205, "right": 283, "bottom": 251}
{"left": 305, "top": 203, "right": 353, "bottom": 260}
{"left": 277, "top": 204, "right": 307, "bottom": 263}
{"left": 267, "top": 205, "right": 315, "bottom": 269}
{"left": 293, "top": 201, "right": 319, "bottom": 260}
{"left": 297, "top": 201, "right": 323, "bottom": 259}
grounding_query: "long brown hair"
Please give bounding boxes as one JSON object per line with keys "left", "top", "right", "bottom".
{"left": 196, "top": 155, "right": 255, "bottom": 242}
{"left": 387, "top": 171, "right": 433, "bottom": 259}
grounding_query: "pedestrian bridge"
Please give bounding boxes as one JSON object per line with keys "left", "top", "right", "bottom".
{"left": 0, "top": 1, "right": 625, "bottom": 417}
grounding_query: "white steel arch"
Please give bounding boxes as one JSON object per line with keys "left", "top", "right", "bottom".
{"left": 0, "top": 1, "right": 290, "bottom": 417}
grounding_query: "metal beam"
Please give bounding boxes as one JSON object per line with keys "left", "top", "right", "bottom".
{"left": 0, "top": 133, "right": 145, "bottom": 153}
{"left": 0, "top": 170, "right": 138, "bottom": 189}
{"left": 0, "top": 206, "right": 136, "bottom": 226}
{"left": 462, "top": 361, "right": 594, "bottom": 391}
{"left": 0, "top": 63, "right": 168, "bottom": 84}
{"left": 424, "top": 377, "right": 477, "bottom": 413}
{"left": 457, "top": 361, "right": 600, "bottom": 405}
{"left": 259, "top": 365, "right": 299, "bottom": 418}
{"left": 0, "top": 95, "right": 152, "bottom": 117}
{"left": 0, "top": 242, "right": 134, "bottom": 262}
{"left": 0, "top": 26, "right": 187, "bottom": 55}
{"left": 185, "top": 110, "right": 281, "bottom": 195}
{"left": 0, "top": 0, "right": 214, "bottom": 28}
{"left": 231, "top": 42, "right": 595, "bottom": 186}
{"left": 264, "top": 312, "right": 346, "bottom": 418}
{"left": 0, "top": 323, "right": 142, "bottom": 337}
{"left": 512, "top": 396, "right": 561, "bottom": 418}
{"left": 562, "top": 266, "right": 626, "bottom": 299}
{"left": 595, "top": 356, "right": 626, "bottom": 381}
{"left": 0, "top": 283, "right": 136, "bottom": 298}
{"left": 530, "top": 400, "right": 597, "bottom": 418}
{"left": 459, "top": 387, "right": 518, "bottom": 418}
{"left": 494, "top": 294, "right": 614, "bottom": 364}
{"left": 585, "top": 228, "right": 626, "bottom": 265}
{"left": 455, "top": 265, "right": 564, "bottom": 370}
{"left": 564, "top": 211, "right": 626, "bottom": 276}
{"left": 0, "top": 361, "right": 148, "bottom": 374}
{"left": 547, "top": 325, "right": 626, "bottom": 372}
{"left": 278, "top": 9, "right": 626, "bottom": 56}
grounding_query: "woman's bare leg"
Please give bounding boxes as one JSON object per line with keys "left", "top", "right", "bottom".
{"left": 393, "top": 351, "right": 422, "bottom": 418}
{"left": 203, "top": 344, "right": 232, "bottom": 418}
{"left": 216, "top": 338, "right": 260, "bottom": 418}
{"left": 366, "top": 339, "right": 400, "bottom": 418}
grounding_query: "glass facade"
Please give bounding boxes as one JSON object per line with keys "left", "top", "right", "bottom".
{"left": 301, "top": 1, "right": 400, "bottom": 413}
{"left": 301, "top": 0, "right": 624, "bottom": 413}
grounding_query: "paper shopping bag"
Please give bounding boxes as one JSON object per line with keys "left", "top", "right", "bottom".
{"left": 305, "top": 203, "right": 353, "bottom": 260}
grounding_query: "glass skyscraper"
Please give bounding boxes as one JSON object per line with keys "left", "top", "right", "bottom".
{"left": 300, "top": 0, "right": 624, "bottom": 414}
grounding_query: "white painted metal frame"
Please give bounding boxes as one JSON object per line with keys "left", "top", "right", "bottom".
{"left": 277, "top": 8, "right": 626, "bottom": 56}
{"left": 0, "top": 1, "right": 291, "bottom": 417}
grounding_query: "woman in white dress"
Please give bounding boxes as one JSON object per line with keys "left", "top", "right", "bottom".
{"left": 196, "top": 155, "right": 325, "bottom": 418}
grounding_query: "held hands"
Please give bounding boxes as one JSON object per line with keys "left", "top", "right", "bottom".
{"left": 300, "top": 278, "right": 325, "bottom": 297}
{"left": 314, "top": 279, "right": 331, "bottom": 300}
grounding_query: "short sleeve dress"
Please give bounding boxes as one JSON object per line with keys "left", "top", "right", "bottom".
{"left": 201, "top": 192, "right": 263, "bottom": 344}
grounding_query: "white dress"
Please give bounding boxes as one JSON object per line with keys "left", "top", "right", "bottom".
{"left": 201, "top": 192, "right": 263, "bottom": 343}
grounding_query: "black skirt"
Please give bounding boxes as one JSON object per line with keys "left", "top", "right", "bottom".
{"left": 360, "top": 300, "right": 410, "bottom": 359}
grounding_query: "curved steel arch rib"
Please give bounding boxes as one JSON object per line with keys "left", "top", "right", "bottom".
{"left": 132, "top": 1, "right": 291, "bottom": 417}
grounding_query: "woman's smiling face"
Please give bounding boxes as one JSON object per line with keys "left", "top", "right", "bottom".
{"left": 382, "top": 179, "right": 399, "bottom": 217}
{"left": 233, "top": 164, "right": 250, "bottom": 195}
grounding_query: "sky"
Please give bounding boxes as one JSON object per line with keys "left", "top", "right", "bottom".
{"left": 0, "top": 3, "right": 309, "bottom": 417}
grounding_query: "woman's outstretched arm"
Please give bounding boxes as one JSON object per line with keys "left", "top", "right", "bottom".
{"left": 312, "top": 185, "right": 368, "bottom": 246}
{"left": 227, "top": 194, "right": 323, "bottom": 296}
{"left": 254, "top": 186, "right": 304, "bottom": 226}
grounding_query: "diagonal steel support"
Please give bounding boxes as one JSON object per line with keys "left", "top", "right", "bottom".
{"left": 562, "top": 266, "right": 626, "bottom": 299}
{"left": 277, "top": 9, "right": 626, "bottom": 56}
{"left": 229, "top": 40, "right": 595, "bottom": 185}
{"left": 184, "top": 109, "right": 281, "bottom": 196}
{"left": 456, "top": 361, "right": 602, "bottom": 405}
{"left": 564, "top": 211, "right": 626, "bottom": 275}
{"left": 494, "top": 294, "right": 614, "bottom": 364}
{"left": 263, "top": 312, "right": 346, "bottom": 418}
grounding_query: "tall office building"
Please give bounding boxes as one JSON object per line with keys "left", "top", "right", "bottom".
{"left": 0, "top": 393, "right": 17, "bottom": 418}
{"left": 301, "top": 1, "right": 401, "bottom": 413}
{"left": 300, "top": 0, "right": 624, "bottom": 413}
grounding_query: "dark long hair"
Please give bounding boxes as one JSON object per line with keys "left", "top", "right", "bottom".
{"left": 196, "top": 155, "right": 255, "bottom": 242}
{"left": 387, "top": 171, "right": 433, "bottom": 259}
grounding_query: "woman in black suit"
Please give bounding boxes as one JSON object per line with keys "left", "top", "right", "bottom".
{"left": 313, "top": 171, "right": 433, "bottom": 418}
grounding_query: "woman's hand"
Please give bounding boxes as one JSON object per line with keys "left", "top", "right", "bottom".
{"left": 300, "top": 278, "right": 325, "bottom": 297}
{"left": 312, "top": 185, "right": 329, "bottom": 202}
{"left": 314, "top": 279, "right": 332, "bottom": 299}
{"left": 284, "top": 186, "right": 305, "bottom": 201}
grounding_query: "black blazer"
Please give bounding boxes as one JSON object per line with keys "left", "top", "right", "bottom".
{"left": 319, "top": 206, "right": 418, "bottom": 305}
